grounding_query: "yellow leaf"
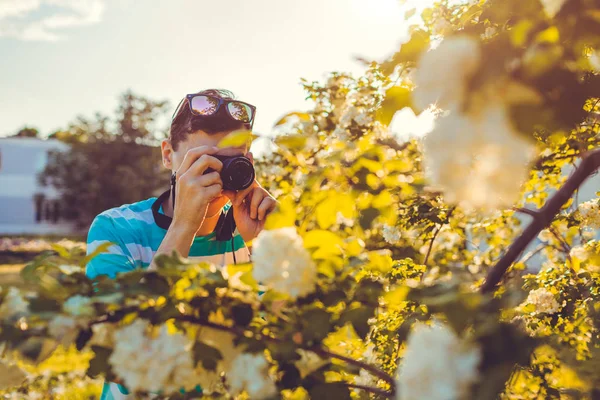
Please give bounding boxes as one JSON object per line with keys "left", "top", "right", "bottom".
{"left": 315, "top": 192, "right": 356, "bottom": 229}
{"left": 274, "top": 112, "right": 311, "bottom": 127}
{"left": 535, "top": 26, "right": 560, "bottom": 44}
{"left": 384, "top": 286, "right": 410, "bottom": 308}
{"left": 264, "top": 196, "right": 296, "bottom": 230}
{"left": 304, "top": 230, "right": 344, "bottom": 258}
{"left": 377, "top": 86, "right": 414, "bottom": 125}
{"left": 510, "top": 20, "right": 534, "bottom": 47}
{"left": 217, "top": 130, "right": 258, "bottom": 148}
{"left": 275, "top": 134, "right": 308, "bottom": 150}
{"left": 366, "top": 250, "right": 393, "bottom": 273}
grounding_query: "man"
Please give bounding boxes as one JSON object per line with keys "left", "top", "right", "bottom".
{"left": 85, "top": 89, "right": 277, "bottom": 399}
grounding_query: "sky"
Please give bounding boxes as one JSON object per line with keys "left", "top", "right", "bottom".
{"left": 0, "top": 0, "right": 435, "bottom": 141}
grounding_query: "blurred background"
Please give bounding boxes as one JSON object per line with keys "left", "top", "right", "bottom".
{"left": 0, "top": 0, "right": 435, "bottom": 243}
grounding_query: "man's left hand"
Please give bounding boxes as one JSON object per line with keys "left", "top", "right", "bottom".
{"left": 223, "top": 155, "right": 277, "bottom": 242}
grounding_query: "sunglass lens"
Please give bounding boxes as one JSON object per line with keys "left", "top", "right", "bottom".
{"left": 191, "top": 95, "right": 219, "bottom": 116}
{"left": 227, "top": 102, "right": 253, "bottom": 123}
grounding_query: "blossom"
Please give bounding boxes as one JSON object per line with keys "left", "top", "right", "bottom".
{"left": 423, "top": 103, "right": 534, "bottom": 210}
{"left": 382, "top": 224, "right": 402, "bottom": 244}
{"left": 523, "top": 288, "right": 560, "bottom": 315}
{"left": 576, "top": 200, "right": 600, "bottom": 229}
{"left": 63, "top": 295, "right": 95, "bottom": 318}
{"left": 540, "top": 0, "right": 566, "bottom": 17}
{"left": 538, "top": 229, "right": 554, "bottom": 243}
{"left": 228, "top": 353, "right": 276, "bottom": 399}
{"left": 397, "top": 322, "right": 481, "bottom": 400}
{"left": 109, "top": 320, "right": 196, "bottom": 394}
{"left": 0, "top": 287, "right": 29, "bottom": 320}
{"left": 252, "top": 227, "right": 317, "bottom": 299}
{"left": 570, "top": 245, "right": 589, "bottom": 261}
{"left": 413, "top": 36, "right": 481, "bottom": 112}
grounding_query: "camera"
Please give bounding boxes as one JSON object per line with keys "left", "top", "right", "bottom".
{"left": 206, "top": 155, "right": 255, "bottom": 191}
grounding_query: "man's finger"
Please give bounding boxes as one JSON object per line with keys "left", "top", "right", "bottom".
{"left": 257, "top": 197, "right": 277, "bottom": 221}
{"left": 249, "top": 188, "right": 263, "bottom": 220}
{"left": 186, "top": 154, "right": 223, "bottom": 177}
{"left": 233, "top": 181, "right": 258, "bottom": 207}
{"left": 177, "top": 146, "right": 220, "bottom": 176}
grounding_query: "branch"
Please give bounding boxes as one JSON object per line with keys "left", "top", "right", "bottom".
{"left": 345, "top": 383, "right": 394, "bottom": 398}
{"left": 175, "top": 315, "right": 397, "bottom": 388}
{"left": 481, "top": 149, "right": 600, "bottom": 293}
{"left": 423, "top": 207, "right": 456, "bottom": 266}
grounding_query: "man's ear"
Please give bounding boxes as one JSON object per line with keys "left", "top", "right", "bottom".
{"left": 161, "top": 140, "right": 174, "bottom": 169}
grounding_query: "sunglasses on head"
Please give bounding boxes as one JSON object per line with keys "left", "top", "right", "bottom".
{"left": 171, "top": 94, "right": 256, "bottom": 128}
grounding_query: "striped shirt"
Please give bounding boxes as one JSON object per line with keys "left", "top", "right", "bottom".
{"left": 85, "top": 196, "right": 250, "bottom": 399}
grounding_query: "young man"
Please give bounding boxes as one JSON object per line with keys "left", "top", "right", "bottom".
{"left": 85, "top": 89, "right": 277, "bottom": 399}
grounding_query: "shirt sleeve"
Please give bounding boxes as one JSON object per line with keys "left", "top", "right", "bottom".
{"left": 85, "top": 214, "right": 136, "bottom": 280}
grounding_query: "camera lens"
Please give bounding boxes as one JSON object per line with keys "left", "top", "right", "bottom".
{"left": 221, "top": 156, "right": 255, "bottom": 191}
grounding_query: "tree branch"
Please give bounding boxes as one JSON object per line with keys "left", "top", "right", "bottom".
{"left": 423, "top": 207, "right": 456, "bottom": 266}
{"left": 345, "top": 383, "right": 394, "bottom": 398}
{"left": 481, "top": 149, "right": 600, "bottom": 293}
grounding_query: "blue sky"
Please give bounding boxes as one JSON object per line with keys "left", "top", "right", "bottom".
{"left": 0, "top": 0, "right": 434, "bottom": 139}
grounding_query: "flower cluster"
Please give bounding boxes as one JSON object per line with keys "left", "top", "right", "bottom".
{"left": 397, "top": 322, "right": 481, "bottom": 400}
{"left": 252, "top": 227, "right": 317, "bottom": 299}
{"left": 382, "top": 224, "right": 402, "bottom": 245}
{"left": 228, "top": 353, "right": 276, "bottom": 399}
{"left": 108, "top": 320, "right": 196, "bottom": 394}
{"left": 576, "top": 200, "right": 600, "bottom": 229}
{"left": 522, "top": 288, "right": 561, "bottom": 315}
{"left": 415, "top": 36, "right": 535, "bottom": 210}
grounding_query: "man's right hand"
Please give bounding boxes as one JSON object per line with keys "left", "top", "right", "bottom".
{"left": 171, "top": 145, "right": 223, "bottom": 234}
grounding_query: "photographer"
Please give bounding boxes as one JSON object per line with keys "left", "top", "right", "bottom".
{"left": 85, "top": 89, "right": 277, "bottom": 399}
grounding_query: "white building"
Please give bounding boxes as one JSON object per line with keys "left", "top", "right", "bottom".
{"left": 0, "top": 137, "right": 76, "bottom": 235}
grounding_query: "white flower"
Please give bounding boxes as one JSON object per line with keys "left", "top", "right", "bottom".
{"left": 423, "top": 104, "right": 534, "bottom": 210}
{"left": 538, "top": 229, "right": 554, "bottom": 243}
{"left": 523, "top": 288, "right": 560, "bottom": 314}
{"left": 577, "top": 200, "right": 600, "bottom": 229}
{"left": 354, "top": 110, "right": 373, "bottom": 127}
{"left": 397, "top": 322, "right": 481, "bottom": 400}
{"left": 413, "top": 36, "right": 481, "bottom": 112}
{"left": 109, "top": 320, "right": 196, "bottom": 394}
{"left": 570, "top": 245, "right": 589, "bottom": 261}
{"left": 252, "top": 228, "right": 317, "bottom": 299}
{"left": 63, "top": 295, "right": 95, "bottom": 318}
{"left": 48, "top": 315, "right": 82, "bottom": 347}
{"left": 481, "top": 26, "right": 498, "bottom": 40}
{"left": 590, "top": 50, "right": 600, "bottom": 71}
{"left": 228, "top": 353, "right": 276, "bottom": 399}
{"left": 540, "top": 0, "right": 566, "bottom": 17}
{"left": 383, "top": 224, "right": 402, "bottom": 244}
{"left": 0, "top": 287, "right": 29, "bottom": 320}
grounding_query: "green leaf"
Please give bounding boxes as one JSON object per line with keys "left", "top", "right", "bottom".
{"left": 0, "top": 361, "right": 26, "bottom": 390}
{"left": 82, "top": 241, "right": 114, "bottom": 267}
{"left": 302, "top": 308, "right": 333, "bottom": 343}
{"left": 377, "top": 86, "right": 414, "bottom": 125}
{"left": 51, "top": 244, "right": 70, "bottom": 258}
{"left": 87, "top": 346, "right": 113, "bottom": 378}
{"left": 193, "top": 341, "right": 223, "bottom": 371}
{"left": 231, "top": 303, "right": 254, "bottom": 327}
{"left": 217, "top": 130, "right": 258, "bottom": 148}
{"left": 309, "top": 383, "right": 351, "bottom": 400}
{"left": 339, "top": 306, "right": 375, "bottom": 339}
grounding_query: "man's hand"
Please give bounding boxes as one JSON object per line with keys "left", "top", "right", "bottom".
{"left": 171, "top": 146, "right": 224, "bottom": 235}
{"left": 223, "top": 153, "right": 277, "bottom": 242}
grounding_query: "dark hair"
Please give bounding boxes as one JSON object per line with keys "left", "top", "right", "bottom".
{"left": 169, "top": 89, "right": 249, "bottom": 150}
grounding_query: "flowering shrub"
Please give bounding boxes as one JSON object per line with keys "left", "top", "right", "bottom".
{"left": 2, "top": 0, "right": 600, "bottom": 398}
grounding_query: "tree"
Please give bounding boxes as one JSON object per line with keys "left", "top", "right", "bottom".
{"left": 2, "top": 0, "right": 600, "bottom": 399}
{"left": 11, "top": 127, "right": 39, "bottom": 138}
{"left": 41, "top": 91, "right": 170, "bottom": 228}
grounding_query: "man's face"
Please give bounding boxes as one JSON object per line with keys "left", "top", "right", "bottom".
{"left": 161, "top": 130, "right": 249, "bottom": 206}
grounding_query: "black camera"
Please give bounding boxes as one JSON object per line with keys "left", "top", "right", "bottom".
{"left": 206, "top": 155, "right": 255, "bottom": 191}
